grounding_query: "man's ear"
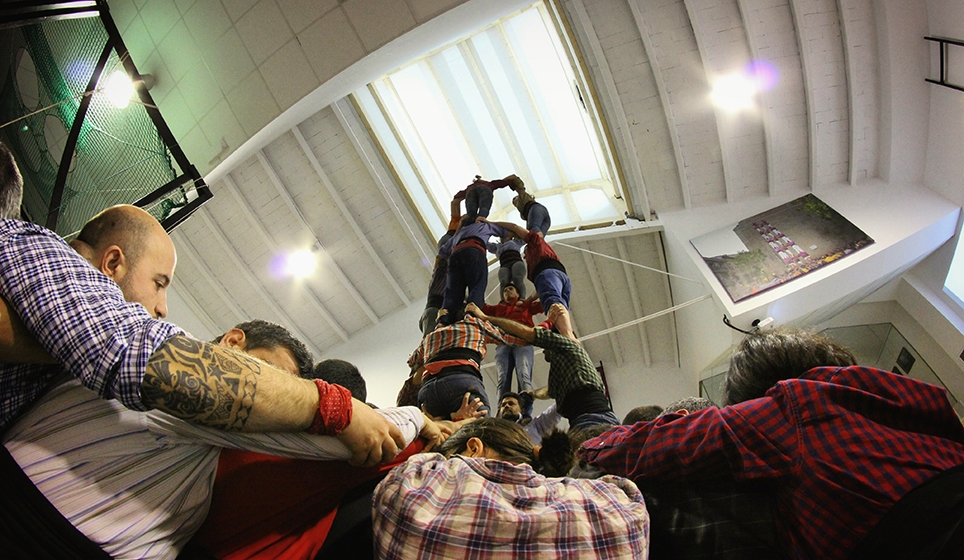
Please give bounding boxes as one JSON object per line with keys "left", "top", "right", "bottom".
{"left": 463, "top": 437, "right": 485, "bottom": 458}
{"left": 99, "top": 245, "right": 126, "bottom": 279}
{"left": 218, "top": 328, "right": 247, "bottom": 350}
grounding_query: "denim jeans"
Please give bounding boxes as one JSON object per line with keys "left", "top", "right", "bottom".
{"left": 498, "top": 261, "right": 527, "bottom": 299}
{"left": 439, "top": 247, "right": 488, "bottom": 325}
{"left": 418, "top": 372, "right": 490, "bottom": 419}
{"left": 526, "top": 202, "right": 551, "bottom": 236}
{"left": 495, "top": 344, "right": 534, "bottom": 415}
{"left": 465, "top": 185, "right": 494, "bottom": 222}
{"left": 534, "top": 268, "right": 571, "bottom": 310}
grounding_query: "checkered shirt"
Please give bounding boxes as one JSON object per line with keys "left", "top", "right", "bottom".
{"left": 408, "top": 315, "right": 527, "bottom": 369}
{"left": 532, "top": 327, "right": 604, "bottom": 402}
{"left": 0, "top": 219, "right": 183, "bottom": 430}
{"left": 581, "top": 366, "right": 964, "bottom": 560}
{"left": 373, "top": 453, "right": 650, "bottom": 559}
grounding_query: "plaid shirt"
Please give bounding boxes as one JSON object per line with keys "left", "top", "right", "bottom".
{"left": 532, "top": 327, "right": 604, "bottom": 403}
{"left": 0, "top": 219, "right": 182, "bottom": 430}
{"left": 373, "top": 453, "right": 650, "bottom": 559}
{"left": 408, "top": 316, "right": 527, "bottom": 370}
{"left": 581, "top": 366, "right": 964, "bottom": 560}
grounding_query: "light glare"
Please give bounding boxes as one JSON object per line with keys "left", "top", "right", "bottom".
{"left": 286, "top": 249, "right": 317, "bottom": 278}
{"left": 103, "top": 70, "right": 134, "bottom": 108}
{"left": 710, "top": 73, "right": 757, "bottom": 112}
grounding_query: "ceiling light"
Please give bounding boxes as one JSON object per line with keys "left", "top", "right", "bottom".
{"left": 285, "top": 249, "right": 317, "bottom": 278}
{"left": 710, "top": 73, "right": 757, "bottom": 112}
{"left": 103, "top": 70, "right": 134, "bottom": 108}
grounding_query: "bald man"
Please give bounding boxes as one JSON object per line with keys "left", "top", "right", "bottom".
{"left": 0, "top": 205, "right": 403, "bottom": 463}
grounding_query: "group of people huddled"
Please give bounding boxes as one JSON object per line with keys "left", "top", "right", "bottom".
{"left": 2, "top": 139, "right": 964, "bottom": 560}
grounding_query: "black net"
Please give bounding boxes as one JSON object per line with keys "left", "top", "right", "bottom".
{"left": 0, "top": 13, "right": 183, "bottom": 235}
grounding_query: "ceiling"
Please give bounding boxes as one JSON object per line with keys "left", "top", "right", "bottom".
{"left": 50, "top": 0, "right": 887, "bottom": 378}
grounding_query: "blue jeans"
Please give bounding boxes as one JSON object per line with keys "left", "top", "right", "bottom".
{"left": 418, "top": 372, "right": 490, "bottom": 418}
{"left": 534, "top": 268, "right": 571, "bottom": 310}
{"left": 465, "top": 185, "right": 494, "bottom": 221}
{"left": 495, "top": 344, "right": 534, "bottom": 414}
{"left": 526, "top": 202, "right": 551, "bottom": 236}
{"left": 439, "top": 247, "right": 488, "bottom": 325}
{"left": 498, "top": 261, "right": 527, "bottom": 298}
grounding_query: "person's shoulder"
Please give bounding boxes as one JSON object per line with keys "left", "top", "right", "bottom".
{"left": 0, "top": 219, "right": 58, "bottom": 239}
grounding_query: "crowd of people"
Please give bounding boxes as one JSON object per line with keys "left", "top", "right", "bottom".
{"left": 2, "top": 141, "right": 964, "bottom": 559}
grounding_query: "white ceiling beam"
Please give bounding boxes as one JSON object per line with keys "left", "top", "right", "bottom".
{"left": 579, "top": 247, "right": 623, "bottom": 366}
{"left": 291, "top": 124, "right": 411, "bottom": 307}
{"left": 171, "top": 228, "right": 247, "bottom": 326}
{"left": 615, "top": 236, "right": 653, "bottom": 367}
{"left": 734, "top": 0, "right": 776, "bottom": 196}
{"left": 221, "top": 175, "right": 349, "bottom": 343}
{"left": 787, "top": 0, "right": 817, "bottom": 189}
{"left": 835, "top": 0, "right": 857, "bottom": 186}
{"left": 333, "top": 98, "right": 434, "bottom": 265}
{"left": 628, "top": 0, "right": 692, "bottom": 209}
{"left": 256, "top": 149, "right": 380, "bottom": 325}
{"left": 682, "top": 0, "right": 736, "bottom": 203}
{"left": 192, "top": 209, "right": 325, "bottom": 358}
{"left": 565, "top": 0, "right": 651, "bottom": 218}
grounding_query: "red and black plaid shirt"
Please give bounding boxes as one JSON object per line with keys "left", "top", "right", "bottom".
{"left": 581, "top": 366, "right": 964, "bottom": 560}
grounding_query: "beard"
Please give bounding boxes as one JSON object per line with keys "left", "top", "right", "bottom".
{"left": 499, "top": 410, "right": 521, "bottom": 422}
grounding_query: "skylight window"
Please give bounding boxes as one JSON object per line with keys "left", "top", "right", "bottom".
{"left": 353, "top": 1, "right": 624, "bottom": 240}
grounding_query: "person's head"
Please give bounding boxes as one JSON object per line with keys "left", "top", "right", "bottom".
{"left": 0, "top": 142, "right": 23, "bottom": 220}
{"left": 497, "top": 392, "right": 522, "bottom": 421}
{"left": 501, "top": 284, "right": 519, "bottom": 303}
{"left": 312, "top": 358, "right": 367, "bottom": 401}
{"left": 723, "top": 329, "right": 857, "bottom": 405}
{"left": 213, "top": 319, "right": 313, "bottom": 377}
{"left": 622, "top": 405, "right": 663, "bottom": 425}
{"left": 71, "top": 205, "right": 176, "bottom": 318}
{"left": 438, "top": 417, "right": 573, "bottom": 477}
{"left": 660, "top": 397, "right": 716, "bottom": 416}
{"left": 211, "top": 319, "right": 312, "bottom": 377}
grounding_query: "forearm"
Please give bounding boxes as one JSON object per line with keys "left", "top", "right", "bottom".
{"left": 142, "top": 334, "right": 317, "bottom": 433}
{"left": 488, "top": 220, "right": 528, "bottom": 239}
{"left": 0, "top": 297, "right": 55, "bottom": 364}
{"left": 483, "top": 314, "right": 536, "bottom": 343}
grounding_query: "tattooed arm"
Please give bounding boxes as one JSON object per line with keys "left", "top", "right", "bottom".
{"left": 142, "top": 335, "right": 405, "bottom": 464}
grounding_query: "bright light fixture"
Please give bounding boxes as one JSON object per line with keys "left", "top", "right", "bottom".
{"left": 710, "top": 73, "right": 757, "bottom": 112}
{"left": 285, "top": 249, "right": 317, "bottom": 278}
{"left": 103, "top": 70, "right": 134, "bottom": 108}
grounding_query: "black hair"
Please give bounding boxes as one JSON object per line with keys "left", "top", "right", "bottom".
{"left": 622, "top": 405, "right": 663, "bottom": 425}
{"left": 723, "top": 328, "right": 857, "bottom": 405}
{"left": 212, "top": 319, "right": 313, "bottom": 378}
{"left": 0, "top": 142, "right": 23, "bottom": 220}
{"left": 312, "top": 358, "right": 367, "bottom": 402}
{"left": 438, "top": 417, "right": 574, "bottom": 477}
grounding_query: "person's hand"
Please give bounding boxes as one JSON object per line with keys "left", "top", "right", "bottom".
{"left": 451, "top": 391, "right": 486, "bottom": 421}
{"left": 419, "top": 414, "right": 449, "bottom": 452}
{"left": 475, "top": 216, "right": 489, "bottom": 223}
{"left": 532, "top": 386, "right": 550, "bottom": 400}
{"left": 464, "top": 302, "right": 486, "bottom": 320}
{"left": 336, "top": 398, "right": 406, "bottom": 467}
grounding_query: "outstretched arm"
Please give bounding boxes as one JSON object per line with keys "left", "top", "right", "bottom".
{"left": 465, "top": 302, "right": 535, "bottom": 343}
{"left": 477, "top": 217, "right": 529, "bottom": 240}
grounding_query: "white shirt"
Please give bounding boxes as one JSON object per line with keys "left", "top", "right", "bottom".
{"left": 3, "top": 374, "right": 423, "bottom": 560}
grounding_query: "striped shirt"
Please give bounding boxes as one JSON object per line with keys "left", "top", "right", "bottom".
{"left": 3, "top": 374, "right": 423, "bottom": 560}
{"left": 408, "top": 315, "right": 527, "bottom": 370}
{"left": 373, "top": 453, "right": 650, "bottom": 559}
{"left": 0, "top": 219, "right": 182, "bottom": 431}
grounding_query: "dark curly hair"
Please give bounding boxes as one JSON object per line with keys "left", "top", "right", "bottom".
{"left": 723, "top": 328, "right": 856, "bottom": 405}
{"left": 438, "top": 418, "right": 574, "bottom": 477}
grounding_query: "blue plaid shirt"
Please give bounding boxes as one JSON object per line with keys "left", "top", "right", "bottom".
{"left": 0, "top": 219, "right": 183, "bottom": 431}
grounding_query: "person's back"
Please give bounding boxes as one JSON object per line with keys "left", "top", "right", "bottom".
{"left": 581, "top": 329, "right": 964, "bottom": 560}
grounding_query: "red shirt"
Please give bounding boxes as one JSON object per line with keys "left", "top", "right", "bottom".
{"left": 581, "top": 366, "right": 964, "bottom": 560}
{"left": 481, "top": 299, "right": 543, "bottom": 327}
{"left": 523, "top": 230, "right": 561, "bottom": 282}
{"left": 190, "top": 441, "right": 423, "bottom": 560}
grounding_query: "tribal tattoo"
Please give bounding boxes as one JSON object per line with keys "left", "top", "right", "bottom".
{"left": 142, "top": 334, "right": 259, "bottom": 431}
